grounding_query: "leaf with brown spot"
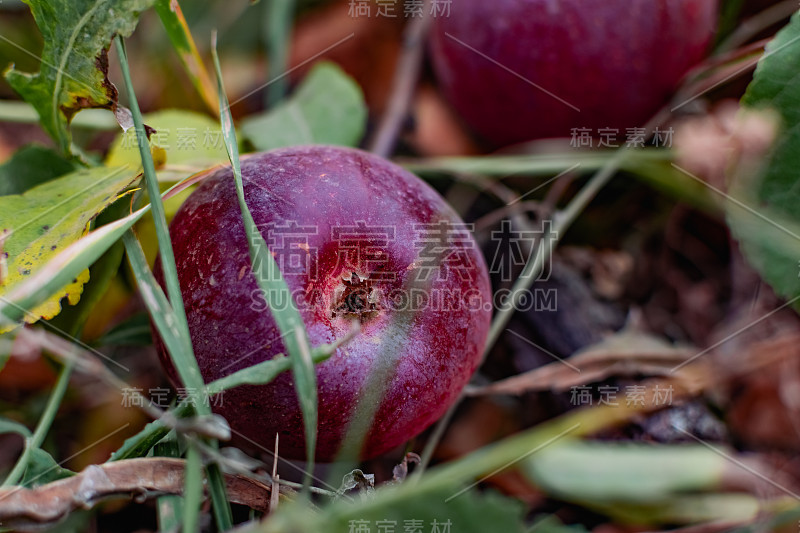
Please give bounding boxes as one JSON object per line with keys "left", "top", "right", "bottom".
{"left": 4, "top": 0, "right": 157, "bottom": 154}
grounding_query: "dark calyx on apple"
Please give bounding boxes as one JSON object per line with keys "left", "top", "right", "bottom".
{"left": 154, "top": 146, "right": 492, "bottom": 461}
{"left": 430, "top": 0, "right": 719, "bottom": 147}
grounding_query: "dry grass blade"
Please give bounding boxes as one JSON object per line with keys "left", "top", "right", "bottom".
{"left": 468, "top": 327, "right": 697, "bottom": 396}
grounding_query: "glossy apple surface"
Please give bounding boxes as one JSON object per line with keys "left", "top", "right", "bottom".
{"left": 154, "top": 146, "right": 492, "bottom": 461}
{"left": 430, "top": 0, "right": 719, "bottom": 147}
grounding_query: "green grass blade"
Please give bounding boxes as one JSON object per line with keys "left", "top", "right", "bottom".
{"left": 114, "top": 38, "right": 202, "bottom": 394}
{"left": 0, "top": 418, "right": 32, "bottom": 440}
{"left": 401, "top": 149, "right": 671, "bottom": 177}
{"left": 116, "top": 36, "right": 232, "bottom": 529}
{"left": 121, "top": 232, "right": 194, "bottom": 385}
{"left": 0, "top": 101, "right": 117, "bottom": 130}
{"left": 154, "top": 440, "right": 184, "bottom": 531}
{"left": 109, "top": 401, "right": 193, "bottom": 461}
{"left": 206, "top": 462, "right": 233, "bottom": 530}
{"left": 210, "top": 33, "right": 318, "bottom": 489}
{"left": 122, "top": 231, "right": 233, "bottom": 530}
{"left": 154, "top": 0, "right": 218, "bottom": 115}
{"left": 204, "top": 346, "right": 335, "bottom": 395}
{"left": 182, "top": 444, "right": 204, "bottom": 533}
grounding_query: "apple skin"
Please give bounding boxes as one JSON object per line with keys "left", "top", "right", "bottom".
{"left": 430, "top": 0, "right": 719, "bottom": 147}
{"left": 154, "top": 146, "right": 492, "bottom": 461}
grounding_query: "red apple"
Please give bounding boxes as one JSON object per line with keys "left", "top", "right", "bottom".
{"left": 154, "top": 146, "right": 492, "bottom": 461}
{"left": 430, "top": 0, "right": 719, "bottom": 147}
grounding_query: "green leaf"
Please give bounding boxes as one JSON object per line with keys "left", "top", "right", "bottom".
{"left": 105, "top": 109, "right": 229, "bottom": 182}
{"left": 735, "top": 11, "right": 800, "bottom": 300}
{"left": 726, "top": 197, "right": 800, "bottom": 302}
{"left": 528, "top": 515, "right": 591, "bottom": 533}
{"left": 240, "top": 61, "right": 367, "bottom": 151}
{"left": 4, "top": 0, "right": 157, "bottom": 153}
{"left": 326, "top": 488, "right": 524, "bottom": 533}
{"left": 0, "top": 145, "right": 78, "bottom": 196}
{"left": 20, "top": 448, "right": 75, "bottom": 488}
{"left": 212, "top": 37, "right": 319, "bottom": 488}
{"left": 0, "top": 165, "right": 139, "bottom": 330}
{"left": 0, "top": 174, "right": 194, "bottom": 332}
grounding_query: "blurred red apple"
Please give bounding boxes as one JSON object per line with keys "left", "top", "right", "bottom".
{"left": 430, "top": 0, "right": 719, "bottom": 147}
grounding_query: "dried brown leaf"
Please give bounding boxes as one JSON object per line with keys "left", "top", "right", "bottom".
{"left": 0, "top": 457, "right": 288, "bottom": 529}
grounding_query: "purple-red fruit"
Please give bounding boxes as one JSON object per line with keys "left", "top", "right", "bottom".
{"left": 430, "top": 0, "right": 719, "bottom": 147}
{"left": 154, "top": 146, "right": 492, "bottom": 461}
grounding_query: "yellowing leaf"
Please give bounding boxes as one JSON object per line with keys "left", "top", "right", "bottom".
{"left": 0, "top": 166, "right": 140, "bottom": 330}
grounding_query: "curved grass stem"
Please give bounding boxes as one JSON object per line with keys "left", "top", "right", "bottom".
{"left": 2, "top": 360, "right": 75, "bottom": 487}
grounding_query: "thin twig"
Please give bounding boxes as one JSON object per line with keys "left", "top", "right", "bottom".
{"left": 368, "top": 1, "right": 433, "bottom": 157}
{"left": 270, "top": 434, "right": 280, "bottom": 513}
